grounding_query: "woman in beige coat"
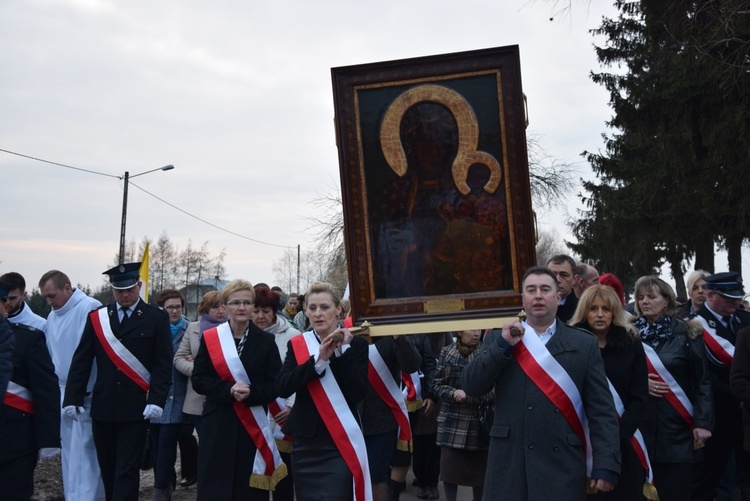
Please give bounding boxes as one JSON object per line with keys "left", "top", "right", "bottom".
{"left": 174, "top": 291, "right": 227, "bottom": 434}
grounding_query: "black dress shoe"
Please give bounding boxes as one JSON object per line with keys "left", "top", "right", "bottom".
{"left": 179, "top": 477, "right": 197, "bottom": 488}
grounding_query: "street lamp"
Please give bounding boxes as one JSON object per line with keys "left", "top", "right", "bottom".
{"left": 118, "top": 165, "right": 175, "bottom": 264}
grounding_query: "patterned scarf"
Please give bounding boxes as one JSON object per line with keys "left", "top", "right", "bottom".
{"left": 455, "top": 339, "right": 479, "bottom": 358}
{"left": 634, "top": 315, "right": 673, "bottom": 348}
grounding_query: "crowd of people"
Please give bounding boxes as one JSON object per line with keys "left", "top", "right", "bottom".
{"left": 1, "top": 255, "right": 750, "bottom": 501}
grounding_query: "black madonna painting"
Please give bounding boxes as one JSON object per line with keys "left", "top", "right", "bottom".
{"left": 332, "top": 46, "right": 536, "bottom": 326}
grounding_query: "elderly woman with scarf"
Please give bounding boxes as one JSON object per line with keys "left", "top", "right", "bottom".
{"left": 252, "top": 286, "right": 301, "bottom": 501}
{"left": 150, "top": 289, "right": 191, "bottom": 501}
{"left": 633, "top": 276, "right": 713, "bottom": 501}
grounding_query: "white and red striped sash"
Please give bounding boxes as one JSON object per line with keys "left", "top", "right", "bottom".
{"left": 642, "top": 343, "right": 694, "bottom": 427}
{"left": 401, "top": 371, "right": 423, "bottom": 412}
{"left": 203, "top": 324, "right": 287, "bottom": 490}
{"left": 4, "top": 381, "right": 34, "bottom": 413}
{"left": 91, "top": 308, "right": 150, "bottom": 392}
{"left": 607, "top": 380, "right": 655, "bottom": 491}
{"left": 290, "top": 332, "right": 372, "bottom": 501}
{"left": 696, "top": 316, "right": 734, "bottom": 368}
{"left": 269, "top": 397, "right": 292, "bottom": 453}
{"left": 368, "top": 344, "right": 412, "bottom": 451}
{"left": 513, "top": 329, "right": 593, "bottom": 475}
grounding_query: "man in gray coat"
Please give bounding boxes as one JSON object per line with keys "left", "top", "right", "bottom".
{"left": 462, "top": 266, "right": 621, "bottom": 500}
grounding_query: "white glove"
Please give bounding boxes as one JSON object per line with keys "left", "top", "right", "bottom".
{"left": 142, "top": 404, "right": 163, "bottom": 420}
{"left": 39, "top": 447, "right": 61, "bottom": 461}
{"left": 62, "top": 405, "right": 84, "bottom": 422}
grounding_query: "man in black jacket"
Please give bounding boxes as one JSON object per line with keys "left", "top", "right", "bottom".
{"left": 0, "top": 279, "right": 60, "bottom": 499}
{"left": 63, "top": 263, "right": 172, "bottom": 501}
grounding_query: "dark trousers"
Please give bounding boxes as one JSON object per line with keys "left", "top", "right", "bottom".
{"left": 150, "top": 423, "right": 181, "bottom": 489}
{"left": 177, "top": 423, "right": 198, "bottom": 480}
{"left": 0, "top": 451, "right": 37, "bottom": 501}
{"left": 93, "top": 418, "right": 149, "bottom": 501}
{"left": 691, "top": 402, "right": 750, "bottom": 500}
{"left": 412, "top": 433, "right": 440, "bottom": 487}
{"left": 653, "top": 462, "right": 692, "bottom": 501}
{"left": 273, "top": 450, "right": 294, "bottom": 501}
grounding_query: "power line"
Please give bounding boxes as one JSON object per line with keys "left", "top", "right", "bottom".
{"left": 129, "top": 181, "right": 295, "bottom": 249}
{"left": 1, "top": 146, "right": 297, "bottom": 249}
{"left": 0, "top": 147, "right": 119, "bottom": 178}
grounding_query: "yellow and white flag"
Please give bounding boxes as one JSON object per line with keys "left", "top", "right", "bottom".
{"left": 139, "top": 243, "right": 150, "bottom": 303}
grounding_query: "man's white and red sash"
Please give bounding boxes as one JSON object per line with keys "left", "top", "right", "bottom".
{"left": 642, "top": 343, "right": 694, "bottom": 427}
{"left": 91, "top": 308, "right": 149, "bottom": 392}
{"left": 513, "top": 328, "right": 593, "bottom": 475}
{"left": 269, "top": 397, "right": 293, "bottom": 453}
{"left": 4, "top": 381, "right": 34, "bottom": 413}
{"left": 368, "top": 344, "right": 412, "bottom": 451}
{"left": 607, "top": 379, "right": 657, "bottom": 496}
{"left": 290, "top": 332, "right": 372, "bottom": 501}
{"left": 402, "top": 371, "right": 423, "bottom": 412}
{"left": 696, "top": 316, "right": 734, "bottom": 368}
{"left": 203, "top": 324, "right": 287, "bottom": 490}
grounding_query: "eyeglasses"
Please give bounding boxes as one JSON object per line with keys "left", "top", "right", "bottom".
{"left": 227, "top": 300, "right": 254, "bottom": 308}
{"left": 164, "top": 305, "right": 182, "bottom": 311}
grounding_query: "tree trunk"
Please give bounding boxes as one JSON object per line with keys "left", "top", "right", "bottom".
{"left": 726, "top": 235, "right": 743, "bottom": 274}
{"left": 693, "top": 233, "right": 715, "bottom": 273}
{"left": 668, "top": 255, "right": 687, "bottom": 301}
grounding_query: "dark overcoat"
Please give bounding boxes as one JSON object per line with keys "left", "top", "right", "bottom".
{"left": 730, "top": 326, "right": 750, "bottom": 450}
{"left": 192, "top": 322, "right": 281, "bottom": 500}
{"left": 462, "top": 321, "right": 621, "bottom": 501}
{"left": 0, "top": 322, "right": 60, "bottom": 460}
{"left": 63, "top": 300, "right": 173, "bottom": 420}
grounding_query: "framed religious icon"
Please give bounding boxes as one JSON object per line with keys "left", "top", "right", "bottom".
{"left": 332, "top": 45, "right": 536, "bottom": 334}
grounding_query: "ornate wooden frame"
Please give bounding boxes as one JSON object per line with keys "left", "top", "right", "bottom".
{"left": 332, "top": 45, "right": 536, "bottom": 329}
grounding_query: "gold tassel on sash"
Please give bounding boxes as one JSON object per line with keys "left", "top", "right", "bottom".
{"left": 405, "top": 399, "right": 423, "bottom": 413}
{"left": 275, "top": 438, "right": 292, "bottom": 454}
{"left": 396, "top": 438, "right": 413, "bottom": 452}
{"left": 249, "top": 462, "right": 289, "bottom": 491}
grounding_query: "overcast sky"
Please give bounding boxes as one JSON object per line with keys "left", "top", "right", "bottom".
{"left": 4, "top": 0, "right": 740, "bottom": 294}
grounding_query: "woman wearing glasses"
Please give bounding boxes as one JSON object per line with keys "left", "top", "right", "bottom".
{"left": 192, "top": 279, "right": 285, "bottom": 501}
{"left": 150, "top": 289, "right": 192, "bottom": 501}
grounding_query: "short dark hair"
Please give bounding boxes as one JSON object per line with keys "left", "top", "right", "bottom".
{"left": 547, "top": 254, "right": 576, "bottom": 270}
{"left": 38, "top": 270, "right": 72, "bottom": 290}
{"left": 573, "top": 263, "right": 588, "bottom": 277}
{"left": 156, "top": 289, "right": 185, "bottom": 307}
{"left": 522, "top": 266, "right": 559, "bottom": 290}
{"left": 0, "top": 272, "right": 26, "bottom": 291}
{"left": 254, "top": 287, "right": 280, "bottom": 311}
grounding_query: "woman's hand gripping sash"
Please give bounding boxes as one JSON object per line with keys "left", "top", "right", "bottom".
{"left": 203, "top": 324, "right": 287, "bottom": 490}
{"left": 695, "top": 316, "right": 734, "bottom": 368}
{"left": 269, "top": 398, "right": 293, "bottom": 453}
{"left": 642, "top": 343, "right": 694, "bottom": 427}
{"left": 91, "top": 308, "right": 149, "bottom": 392}
{"left": 290, "top": 332, "right": 372, "bottom": 501}
{"left": 607, "top": 380, "right": 658, "bottom": 500}
{"left": 513, "top": 332, "right": 593, "bottom": 477}
{"left": 4, "top": 381, "right": 34, "bottom": 413}
{"left": 401, "top": 371, "right": 424, "bottom": 412}
{"left": 368, "top": 344, "right": 413, "bottom": 451}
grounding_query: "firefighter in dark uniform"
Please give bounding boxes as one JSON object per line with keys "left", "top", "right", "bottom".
{"left": 0, "top": 279, "right": 60, "bottom": 500}
{"left": 691, "top": 272, "right": 750, "bottom": 500}
{"left": 64, "top": 263, "right": 172, "bottom": 501}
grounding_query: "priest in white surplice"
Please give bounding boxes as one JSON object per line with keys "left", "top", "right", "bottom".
{"left": 40, "top": 270, "right": 105, "bottom": 501}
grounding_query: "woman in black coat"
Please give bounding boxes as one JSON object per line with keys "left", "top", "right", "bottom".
{"left": 571, "top": 284, "right": 649, "bottom": 500}
{"left": 633, "top": 276, "right": 713, "bottom": 501}
{"left": 192, "top": 279, "right": 283, "bottom": 501}
{"left": 274, "top": 281, "right": 369, "bottom": 501}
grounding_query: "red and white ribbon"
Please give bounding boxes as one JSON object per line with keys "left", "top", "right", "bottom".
{"left": 203, "top": 324, "right": 287, "bottom": 490}
{"left": 4, "top": 381, "right": 34, "bottom": 414}
{"left": 368, "top": 344, "right": 412, "bottom": 451}
{"left": 643, "top": 343, "right": 694, "bottom": 427}
{"left": 513, "top": 329, "right": 592, "bottom": 475}
{"left": 695, "top": 316, "right": 734, "bottom": 368}
{"left": 91, "top": 308, "right": 149, "bottom": 392}
{"left": 607, "top": 379, "right": 654, "bottom": 487}
{"left": 402, "top": 371, "right": 423, "bottom": 412}
{"left": 269, "top": 397, "right": 293, "bottom": 453}
{"left": 290, "top": 332, "right": 372, "bottom": 501}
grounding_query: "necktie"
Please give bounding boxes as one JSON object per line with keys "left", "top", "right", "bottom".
{"left": 723, "top": 315, "right": 734, "bottom": 334}
{"left": 121, "top": 307, "right": 130, "bottom": 328}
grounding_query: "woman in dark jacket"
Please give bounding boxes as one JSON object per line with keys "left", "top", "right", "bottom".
{"left": 571, "top": 284, "right": 649, "bottom": 500}
{"left": 633, "top": 276, "right": 713, "bottom": 501}
{"left": 433, "top": 329, "right": 494, "bottom": 501}
{"left": 192, "top": 279, "right": 284, "bottom": 501}
{"left": 274, "top": 281, "right": 369, "bottom": 501}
